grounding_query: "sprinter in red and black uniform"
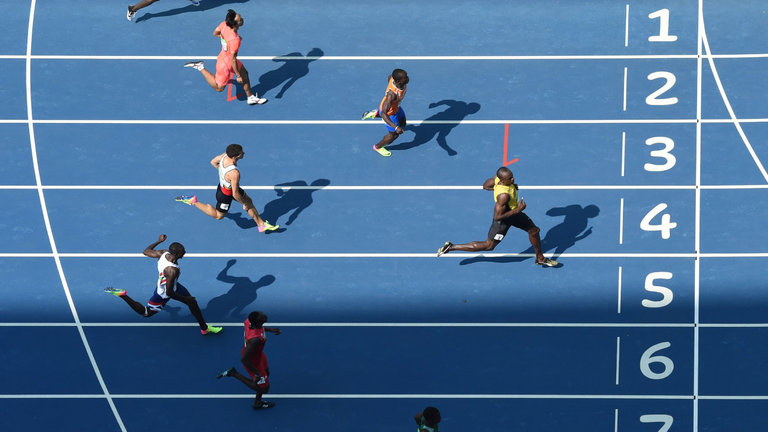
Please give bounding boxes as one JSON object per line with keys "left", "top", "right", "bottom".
{"left": 217, "top": 311, "right": 281, "bottom": 409}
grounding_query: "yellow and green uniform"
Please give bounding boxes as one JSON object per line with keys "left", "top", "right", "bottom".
{"left": 493, "top": 176, "right": 518, "bottom": 210}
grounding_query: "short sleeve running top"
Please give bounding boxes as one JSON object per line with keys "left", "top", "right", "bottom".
{"left": 493, "top": 176, "right": 519, "bottom": 211}
{"left": 379, "top": 76, "right": 407, "bottom": 116}
{"left": 215, "top": 21, "right": 242, "bottom": 59}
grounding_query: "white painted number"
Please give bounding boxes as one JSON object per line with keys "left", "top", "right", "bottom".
{"left": 640, "top": 342, "right": 674, "bottom": 380}
{"left": 643, "top": 272, "right": 674, "bottom": 308}
{"left": 640, "top": 414, "right": 674, "bottom": 432}
{"left": 644, "top": 137, "right": 677, "bottom": 172}
{"left": 646, "top": 72, "right": 678, "bottom": 106}
{"left": 640, "top": 203, "right": 677, "bottom": 239}
{"left": 648, "top": 9, "right": 678, "bottom": 42}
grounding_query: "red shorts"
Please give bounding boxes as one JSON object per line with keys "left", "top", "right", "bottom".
{"left": 243, "top": 351, "right": 270, "bottom": 389}
{"left": 215, "top": 58, "right": 244, "bottom": 87}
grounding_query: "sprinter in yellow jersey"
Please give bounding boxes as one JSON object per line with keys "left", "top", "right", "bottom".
{"left": 437, "top": 167, "right": 557, "bottom": 267}
{"left": 361, "top": 68, "right": 409, "bottom": 157}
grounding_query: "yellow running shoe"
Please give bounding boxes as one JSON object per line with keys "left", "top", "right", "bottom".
{"left": 373, "top": 145, "right": 391, "bottom": 157}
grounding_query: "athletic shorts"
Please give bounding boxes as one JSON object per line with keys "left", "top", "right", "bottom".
{"left": 384, "top": 107, "right": 406, "bottom": 132}
{"left": 215, "top": 185, "right": 245, "bottom": 213}
{"left": 487, "top": 212, "right": 536, "bottom": 242}
{"left": 215, "top": 58, "right": 244, "bottom": 88}
{"left": 242, "top": 352, "right": 270, "bottom": 389}
{"left": 147, "top": 282, "right": 191, "bottom": 312}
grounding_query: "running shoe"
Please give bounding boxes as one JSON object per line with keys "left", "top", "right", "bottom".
{"left": 253, "top": 401, "right": 276, "bottom": 410}
{"left": 535, "top": 258, "right": 558, "bottom": 267}
{"left": 217, "top": 367, "right": 236, "bottom": 378}
{"left": 183, "top": 61, "right": 204, "bottom": 71}
{"left": 175, "top": 195, "right": 197, "bottom": 205}
{"left": 258, "top": 221, "right": 279, "bottom": 233}
{"left": 201, "top": 326, "right": 223, "bottom": 335}
{"left": 189, "top": 0, "right": 201, "bottom": 6}
{"left": 373, "top": 144, "right": 391, "bottom": 157}
{"left": 437, "top": 241, "right": 453, "bottom": 257}
{"left": 361, "top": 109, "right": 378, "bottom": 120}
{"left": 104, "top": 286, "right": 126, "bottom": 297}
{"left": 247, "top": 95, "right": 268, "bottom": 105}
{"left": 126, "top": 6, "right": 136, "bottom": 21}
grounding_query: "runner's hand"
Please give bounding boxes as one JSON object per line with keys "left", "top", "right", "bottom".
{"left": 158, "top": 234, "right": 167, "bottom": 242}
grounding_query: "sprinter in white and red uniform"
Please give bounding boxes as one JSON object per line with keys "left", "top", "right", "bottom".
{"left": 216, "top": 311, "right": 281, "bottom": 410}
{"left": 104, "top": 234, "right": 222, "bottom": 335}
{"left": 175, "top": 144, "right": 278, "bottom": 233}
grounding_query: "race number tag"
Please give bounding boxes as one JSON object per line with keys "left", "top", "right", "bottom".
{"left": 220, "top": 37, "right": 228, "bottom": 52}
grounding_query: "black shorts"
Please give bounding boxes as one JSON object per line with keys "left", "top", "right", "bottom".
{"left": 487, "top": 212, "right": 535, "bottom": 242}
{"left": 215, "top": 185, "right": 245, "bottom": 213}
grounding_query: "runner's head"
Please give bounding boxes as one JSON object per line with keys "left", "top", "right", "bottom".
{"left": 391, "top": 68, "right": 409, "bottom": 87}
{"left": 422, "top": 407, "right": 441, "bottom": 426}
{"left": 225, "top": 9, "right": 244, "bottom": 29}
{"left": 496, "top": 166, "right": 513, "bottom": 184}
{"left": 168, "top": 242, "right": 186, "bottom": 259}
{"left": 248, "top": 311, "right": 268, "bottom": 328}
{"left": 226, "top": 143, "right": 244, "bottom": 159}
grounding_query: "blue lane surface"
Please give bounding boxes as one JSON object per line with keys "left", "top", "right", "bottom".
{"left": 32, "top": 123, "right": 701, "bottom": 187}
{"left": 27, "top": 0, "right": 699, "bottom": 57}
{"left": 29, "top": 59, "right": 699, "bottom": 121}
{"left": 69, "top": 326, "right": 692, "bottom": 396}
{"left": 4, "top": 1, "right": 768, "bottom": 432}
{"left": 55, "top": 257, "right": 694, "bottom": 325}
{"left": 37, "top": 189, "right": 695, "bottom": 254}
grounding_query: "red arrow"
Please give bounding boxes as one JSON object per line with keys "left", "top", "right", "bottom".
{"left": 226, "top": 80, "right": 245, "bottom": 101}
{"left": 502, "top": 123, "right": 518, "bottom": 166}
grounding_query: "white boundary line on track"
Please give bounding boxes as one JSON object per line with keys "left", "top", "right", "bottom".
{"left": 23, "top": 4, "right": 126, "bottom": 431}
{"left": 0, "top": 392, "right": 764, "bottom": 400}
{"left": 0, "top": 252, "right": 764, "bottom": 258}
{"left": 3, "top": 118, "right": 768, "bottom": 125}
{"left": 3, "top": 322, "right": 767, "bottom": 328}
{"left": 1, "top": 184, "right": 767, "bottom": 190}
{"left": 0, "top": 322, "right": 698, "bottom": 328}
{"left": 0, "top": 53, "right": 767, "bottom": 60}
{"left": 695, "top": 4, "right": 704, "bottom": 431}
{"left": 0, "top": 393, "right": 700, "bottom": 400}
{"left": 701, "top": 19, "right": 768, "bottom": 183}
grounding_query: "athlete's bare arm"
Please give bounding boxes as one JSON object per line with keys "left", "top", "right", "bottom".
{"left": 143, "top": 234, "right": 166, "bottom": 258}
{"left": 493, "top": 193, "right": 526, "bottom": 221}
{"left": 264, "top": 327, "right": 281, "bottom": 335}
{"left": 210, "top": 153, "right": 225, "bottom": 169}
{"left": 380, "top": 91, "right": 403, "bottom": 133}
{"left": 228, "top": 169, "right": 245, "bottom": 202}
{"left": 482, "top": 177, "right": 495, "bottom": 190}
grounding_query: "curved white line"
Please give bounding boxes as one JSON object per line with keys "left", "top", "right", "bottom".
{"left": 23, "top": 2, "right": 126, "bottom": 430}
{"left": 700, "top": 14, "right": 768, "bottom": 183}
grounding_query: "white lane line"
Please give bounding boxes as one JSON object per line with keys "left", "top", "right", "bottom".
{"left": 701, "top": 17, "right": 768, "bottom": 183}
{"left": 619, "top": 198, "right": 625, "bottom": 245}
{"left": 23, "top": 2, "right": 125, "bottom": 431}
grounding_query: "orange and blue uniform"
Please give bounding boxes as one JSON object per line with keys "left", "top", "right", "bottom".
{"left": 379, "top": 76, "right": 407, "bottom": 132}
{"left": 214, "top": 21, "right": 244, "bottom": 87}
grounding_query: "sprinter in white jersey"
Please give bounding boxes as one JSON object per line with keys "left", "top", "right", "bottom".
{"left": 175, "top": 144, "right": 278, "bottom": 233}
{"left": 104, "top": 234, "right": 222, "bottom": 335}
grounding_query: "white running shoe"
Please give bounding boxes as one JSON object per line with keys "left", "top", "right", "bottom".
{"left": 127, "top": 6, "right": 136, "bottom": 21}
{"left": 183, "top": 61, "right": 204, "bottom": 71}
{"left": 247, "top": 95, "right": 268, "bottom": 105}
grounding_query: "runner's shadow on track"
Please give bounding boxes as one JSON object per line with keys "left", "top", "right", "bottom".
{"left": 387, "top": 100, "right": 481, "bottom": 156}
{"left": 135, "top": 0, "right": 249, "bottom": 22}
{"left": 459, "top": 204, "right": 600, "bottom": 266}
{"left": 260, "top": 178, "right": 331, "bottom": 228}
{"left": 253, "top": 48, "right": 324, "bottom": 99}
{"left": 204, "top": 259, "right": 276, "bottom": 319}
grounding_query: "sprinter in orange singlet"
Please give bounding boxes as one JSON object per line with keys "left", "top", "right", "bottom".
{"left": 436, "top": 167, "right": 557, "bottom": 267}
{"left": 361, "top": 69, "right": 409, "bottom": 157}
{"left": 183, "top": 9, "right": 267, "bottom": 105}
